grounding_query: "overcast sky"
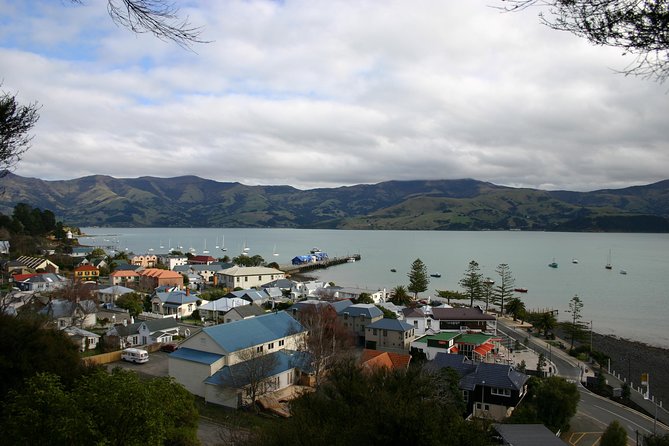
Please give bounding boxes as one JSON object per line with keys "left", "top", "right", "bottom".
{"left": 1, "top": 0, "right": 668, "bottom": 191}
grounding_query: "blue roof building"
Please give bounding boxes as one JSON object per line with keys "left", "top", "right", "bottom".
{"left": 168, "top": 310, "right": 309, "bottom": 408}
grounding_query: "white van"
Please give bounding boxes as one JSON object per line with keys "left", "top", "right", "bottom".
{"left": 121, "top": 348, "right": 149, "bottom": 364}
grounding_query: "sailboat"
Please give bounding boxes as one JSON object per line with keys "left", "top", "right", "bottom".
{"left": 215, "top": 236, "right": 220, "bottom": 249}
{"left": 605, "top": 250, "right": 613, "bottom": 270}
{"left": 202, "top": 239, "right": 209, "bottom": 254}
{"left": 548, "top": 258, "right": 558, "bottom": 268}
{"left": 243, "top": 241, "right": 250, "bottom": 252}
{"left": 220, "top": 235, "right": 227, "bottom": 252}
{"left": 272, "top": 244, "right": 279, "bottom": 257}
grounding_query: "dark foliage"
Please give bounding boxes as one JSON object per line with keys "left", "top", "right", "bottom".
{"left": 255, "top": 359, "right": 490, "bottom": 446}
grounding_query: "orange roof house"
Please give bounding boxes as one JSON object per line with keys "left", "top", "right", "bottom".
{"left": 138, "top": 268, "right": 184, "bottom": 291}
{"left": 110, "top": 270, "right": 140, "bottom": 287}
{"left": 74, "top": 264, "right": 99, "bottom": 282}
{"left": 359, "top": 349, "right": 411, "bottom": 372}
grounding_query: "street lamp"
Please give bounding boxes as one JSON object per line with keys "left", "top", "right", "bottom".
{"left": 481, "top": 380, "right": 485, "bottom": 418}
{"left": 590, "top": 320, "right": 593, "bottom": 353}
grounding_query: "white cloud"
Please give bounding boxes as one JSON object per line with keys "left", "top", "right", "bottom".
{"left": 1, "top": 0, "right": 667, "bottom": 191}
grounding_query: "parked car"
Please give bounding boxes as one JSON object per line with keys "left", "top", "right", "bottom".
{"left": 160, "top": 343, "right": 178, "bottom": 353}
{"left": 121, "top": 348, "right": 149, "bottom": 364}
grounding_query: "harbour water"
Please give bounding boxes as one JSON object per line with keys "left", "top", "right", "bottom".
{"left": 80, "top": 228, "right": 669, "bottom": 348}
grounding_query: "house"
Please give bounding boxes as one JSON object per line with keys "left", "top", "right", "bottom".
{"left": 359, "top": 349, "right": 411, "bottom": 372}
{"left": 290, "top": 280, "right": 330, "bottom": 299}
{"left": 174, "top": 264, "right": 221, "bottom": 285}
{"left": 168, "top": 311, "right": 308, "bottom": 408}
{"left": 13, "top": 272, "right": 68, "bottom": 292}
{"left": 64, "top": 326, "right": 100, "bottom": 352}
{"left": 331, "top": 286, "right": 386, "bottom": 304}
{"left": 109, "top": 269, "right": 140, "bottom": 287}
{"left": 223, "top": 304, "right": 266, "bottom": 323}
{"left": 158, "top": 254, "right": 188, "bottom": 270}
{"left": 493, "top": 424, "right": 568, "bottom": 446}
{"left": 151, "top": 289, "right": 201, "bottom": 318}
{"left": 131, "top": 254, "right": 158, "bottom": 268}
{"left": 198, "top": 298, "right": 249, "bottom": 322}
{"left": 189, "top": 255, "right": 217, "bottom": 265}
{"left": 106, "top": 318, "right": 180, "bottom": 348}
{"left": 12, "top": 256, "right": 60, "bottom": 274}
{"left": 226, "top": 289, "right": 270, "bottom": 306}
{"left": 39, "top": 299, "right": 97, "bottom": 329}
{"left": 70, "top": 247, "right": 93, "bottom": 258}
{"left": 364, "top": 318, "right": 416, "bottom": 353}
{"left": 402, "top": 307, "right": 439, "bottom": 336}
{"left": 97, "top": 285, "right": 135, "bottom": 304}
{"left": 431, "top": 306, "right": 497, "bottom": 333}
{"left": 138, "top": 268, "right": 184, "bottom": 291}
{"left": 74, "top": 264, "right": 100, "bottom": 282}
{"left": 428, "top": 353, "right": 529, "bottom": 420}
{"left": 337, "top": 303, "right": 384, "bottom": 345}
{"left": 216, "top": 266, "right": 285, "bottom": 290}
{"left": 454, "top": 333, "right": 499, "bottom": 361}
{"left": 410, "top": 331, "right": 461, "bottom": 360}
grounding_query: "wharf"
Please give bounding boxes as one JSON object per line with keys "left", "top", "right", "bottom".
{"left": 283, "top": 254, "right": 361, "bottom": 276}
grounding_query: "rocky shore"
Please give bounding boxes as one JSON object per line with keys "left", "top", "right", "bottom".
{"left": 588, "top": 332, "right": 669, "bottom": 406}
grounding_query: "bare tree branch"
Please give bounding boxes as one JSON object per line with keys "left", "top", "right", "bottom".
{"left": 501, "top": 0, "right": 669, "bottom": 82}
{"left": 72, "top": 0, "right": 207, "bottom": 49}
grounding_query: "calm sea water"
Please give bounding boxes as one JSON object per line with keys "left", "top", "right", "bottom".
{"left": 80, "top": 228, "right": 669, "bottom": 348}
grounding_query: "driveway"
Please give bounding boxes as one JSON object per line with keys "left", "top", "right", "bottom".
{"left": 107, "top": 350, "right": 170, "bottom": 377}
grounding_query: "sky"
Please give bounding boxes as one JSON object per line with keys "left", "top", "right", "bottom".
{"left": 1, "top": 0, "right": 668, "bottom": 192}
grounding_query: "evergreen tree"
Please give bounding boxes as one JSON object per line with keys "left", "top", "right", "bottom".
{"left": 494, "top": 263, "right": 515, "bottom": 316}
{"left": 565, "top": 294, "right": 586, "bottom": 351}
{"left": 407, "top": 258, "right": 429, "bottom": 299}
{"left": 459, "top": 260, "right": 482, "bottom": 308}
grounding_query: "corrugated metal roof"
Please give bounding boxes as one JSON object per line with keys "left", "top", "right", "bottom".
{"left": 202, "top": 311, "right": 305, "bottom": 353}
{"left": 170, "top": 347, "right": 224, "bottom": 365}
{"left": 367, "top": 318, "right": 414, "bottom": 331}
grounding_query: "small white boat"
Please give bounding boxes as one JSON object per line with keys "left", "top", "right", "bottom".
{"left": 572, "top": 258, "right": 578, "bottom": 264}
{"left": 620, "top": 269, "right": 627, "bottom": 275}
{"left": 273, "top": 244, "right": 279, "bottom": 257}
{"left": 220, "top": 235, "right": 227, "bottom": 251}
{"left": 202, "top": 239, "right": 209, "bottom": 254}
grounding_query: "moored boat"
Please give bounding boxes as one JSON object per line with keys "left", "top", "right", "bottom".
{"left": 514, "top": 287, "right": 528, "bottom": 293}
{"left": 548, "top": 258, "right": 558, "bottom": 268}
{"left": 430, "top": 273, "right": 442, "bottom": 278}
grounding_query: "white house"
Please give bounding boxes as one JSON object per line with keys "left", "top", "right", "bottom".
{"left": 64, "top": 326, "right": 100, "bottom": 352}
{"left": 215, "top": 266, "right": 285, "bottom": 290}
{"left": 199, "top": 298, "right": 249, "bottom": 322}
{"left": 106, "top": 318, "right": 180, "bottom": 348}
{"left": 168, "top": 311, "right": 308, "bottom": 408}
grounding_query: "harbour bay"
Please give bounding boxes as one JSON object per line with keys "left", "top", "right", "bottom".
{"left": 81, "top": 228, "right": 669, "bottom": 348}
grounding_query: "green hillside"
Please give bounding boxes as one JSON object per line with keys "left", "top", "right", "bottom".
{"left": 0, "top": 174, "right": 667, "bottom": 232}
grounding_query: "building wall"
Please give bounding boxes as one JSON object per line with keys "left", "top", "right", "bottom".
{"left": 169, "top": 357, "right": 223, "bottom": 397}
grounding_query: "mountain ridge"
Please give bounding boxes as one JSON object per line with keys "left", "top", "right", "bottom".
{"left": 1, "top": 173, "right": 667, "bottom": 232}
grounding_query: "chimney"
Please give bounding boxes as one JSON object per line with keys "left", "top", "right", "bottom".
{"left": 130, "top": 316, "right": 134, "bottom": 324}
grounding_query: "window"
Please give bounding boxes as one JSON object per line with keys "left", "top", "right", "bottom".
{"left": 491, "top": 387, "right": 511, "bottom": 397}
{"left": 413, "top": 320, "right": 418, "bottom": 327}
{"left": 245, "top": 277, "right": 248, "bottom": 282}
{"left": 268, "top": 342, "right": 274, "bottom": 350}
{"left": 462, "top": 390, "right": 469, "bottom": 402}
{"left": 256, "top": 345, "right": 264, "bottom": 353}
{"left": 258, "top": 276, "right": 262, "bottom": 280}
{"left": 279, "top": 340, "right": 285, "bottom": 347}
{"left": 383, "top": 330, "right": 388, "bottom": 337}
{"left": 373, "top": 329, "right": 377, "bottom": 335}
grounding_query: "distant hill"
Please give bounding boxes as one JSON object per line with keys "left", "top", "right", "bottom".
{"left": 1, "top": 173, "right": 668, "bottom": 232}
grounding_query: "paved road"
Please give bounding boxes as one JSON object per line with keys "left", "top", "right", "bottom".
{"left": 497, "top": 319, "right": 669, "bottom": 444}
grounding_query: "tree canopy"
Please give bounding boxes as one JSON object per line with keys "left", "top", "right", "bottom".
{"left": 407, "top": 258, "right": 429, "bottom": 298}
{"left": 0, "top": 88, "right": 39, "bottom": 177}
{"left": 508, "top": 376, "right": 579, "bottom": 433}
{"left": 256, "top": 360, "right": 491, "bottom": 446}
{"left": 459, "top": 260, "right": 483, "bottom": 307}
{"left": 1, "top": 369, "right": 199, "bottom": 446}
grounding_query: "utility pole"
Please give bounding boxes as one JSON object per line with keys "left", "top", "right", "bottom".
{"left": 589, "top": 320, "right": 593, "bottom": 352}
